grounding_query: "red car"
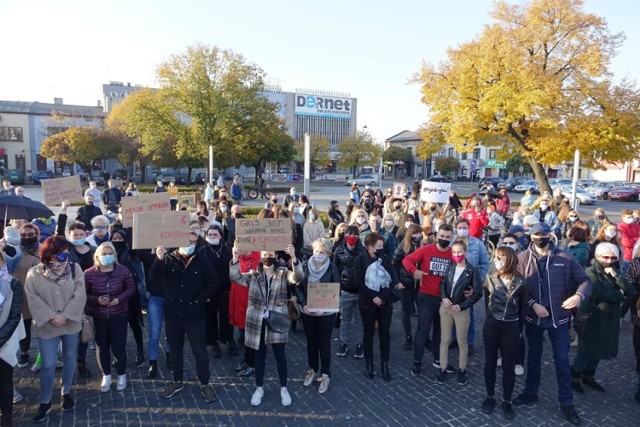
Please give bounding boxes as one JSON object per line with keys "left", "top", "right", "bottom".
{"left": 608, "top": 186, "right": 639, "bottom": 201}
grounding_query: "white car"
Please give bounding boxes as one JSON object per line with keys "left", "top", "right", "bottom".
{"left": 558, "top": 186, "right": 597, "bottom": 205}
{"left": 345, "top": 174, "right": 380, "bottom": 187}
{"left": 514, "top": 180, "right": 539, "bottom": 193}
{"left": 585, "top": 182, "right": 622, "bottom": 199}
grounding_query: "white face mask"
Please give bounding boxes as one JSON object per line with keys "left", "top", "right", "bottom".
{"left": 206, "top": 237, "right": 220, "bottom": 245}
{"left": 404, "top": 221, "right": 413, "bottom": 229}
{"left": 605, "top": 230, "right": 617, "bottom": 239}
{"left": 356, "top": 217, "right": 366, "bottom": 225}
{"left": 494, "top": 260, "right": 505, "bottom": 270}
{"left": 456, "top": 228, "right": 469, "bottom": 238}
{"left": 385, "top": 219, "right": 394, "bottom": 227}
{"left": 540, "top": 204, "right": 549, "bottom": 211}
{"left": 178, "top": 244, "right": 196, "bottom": 256}
{"left": 624, "top": 217, "right": 634, "bottom": 225}
{"left": 313, "top": 253, "right": 327, "bottom": 264}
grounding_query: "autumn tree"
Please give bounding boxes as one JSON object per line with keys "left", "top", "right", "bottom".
{"left": 506, "top": 155, "right": 532, "bottom": 176}
{"left": 415, "top": 0, "right": 640, "bottom": 194}
{"left": 434, "top": 157, "right": 460, "bottom": 176}
{"left": 338, "top": 130, "right": 381, "bottom": 176}
{"left": 383, "top": 146, "right": 413, "bottom": 178}
{"left": 40, "top": 127, "right": 121, "bottom": 172}
{"left": 294, "top": 135, "right": 332, "bottom": 172}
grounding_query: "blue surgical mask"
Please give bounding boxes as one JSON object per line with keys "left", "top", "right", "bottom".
{"left": 100, "top": 255, "right": 115, "bottom": 266}
{"left": 179, "top": 244, "right": 196, "bottom": 256}
{"left": 309, "top": 215, "right": 316, "bottom": 222}
{"left": 313, "top": 253, "right": 327, "bottom": 264}
{"left": 56, "top": 252, "right": 69, "bottom": 262}
{"left": 70, "top": 238, "right": 86, "bottom": 246}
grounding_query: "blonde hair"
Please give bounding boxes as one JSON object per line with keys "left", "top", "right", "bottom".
{"left": 94, "top": 242, "right": 119, "bottom": 266}
{"left": 312, "top": 238, "right": 333, "bottom": 255}
{"left": 349, "top": 209, "right": 368, "bottom": 225}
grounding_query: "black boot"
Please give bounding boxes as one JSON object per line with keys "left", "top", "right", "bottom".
{"left": 227, "top": 340, "right": 239, "bottom": 357}
{"left": 211, "top": 342, "right": 222, "bottom": 359}
{"left": 147, "top": 361, "right": 157, "bottom": 379}
{"left": 165, "top": 352, "right": 172, "bottom": 371}
{"left": 634, "top": 377, "right": 640, "bottom": 403}
{"left": 136, "top": 349, "right": 145, "bottom": 367}
{"left": 571, "top": 367, "right": 584, "bottom": 394}
{"left": 364, "top": 359, "right": 374, "bottom": 379}
{"left": 582, "top": 369, "right": 605, "bottom": 392}
{"left": 381, "top": 361, "right": 391, "bottom": 382}
{"left": 77, "top": 360, "right": 91, "bottom": 378}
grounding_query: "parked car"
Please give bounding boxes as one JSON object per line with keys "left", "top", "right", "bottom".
{"left": 478, "top": 177, "right": 503, "bottom": 189}
{"left": 345, "top": 174, "right": 379, "bottom": 187}
{"left": 514, "top": 179, "right": 539, "bottom": 193}
{"left": 174, "top": 175, "right": 190, "bottom": 185}
{"left": 89, "top": 170, "right": 106, "bottom": 186}
{"left": 33, "top": 170, "right": 55, "bottom": 184}
{"left": 498, "top": 177, "right": 524, "bottom": 191}
{"left": 427, "top": 174, "right": 452, "bottom": 183}
{"left": 608, "top": 186, "right": 639, "bottom": 202}
{"left": 193, "top": 172, "right": 207, "bottom": 185}
{"left": 557, "top": 186, "right": 597, "bottom": 205}
{"left": 5, "top": 169, "right": 25, "bottom": 185}
{"left": 156, "top": 174, "right": 176, "bottom": 185}
{"left": 585, "top": 181, "right": 622, "bottom": 200}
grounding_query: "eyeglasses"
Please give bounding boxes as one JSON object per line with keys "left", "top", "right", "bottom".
{"left": 600, "top": 256, "right": 618, "bottom": 261}
{"left": 20, "top": 232, "right": 36, "bottom": 237}
{"left": 95, "top": 226, "right": 108, "bottom": 231}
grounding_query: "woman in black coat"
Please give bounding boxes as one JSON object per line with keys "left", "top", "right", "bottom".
{"left": 327, "top": 201, "right": 345, "bottom": 237}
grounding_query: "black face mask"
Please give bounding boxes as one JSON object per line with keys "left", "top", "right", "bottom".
{"left": 112, "top": 241, "right": 127, "bottom": 253}
{"left": 235, "top": 213, "right": 243, "bottom": 219}
{"left": 412, "top": 236, "right": 422, "bottom": 244}
{"left": 438, "top": 239, "right": 451, "bottom": 249}
{"left": 375, "top": 249, "right": 384, "bottom": 258}
{"left": 20, "top": 236, "right": 38, "bottom": 247}
{"left": 533, "top": 237, "right": 550, "bottom": 248}
{"left": 261, "top": 257, "right": 276, "bottom": 267}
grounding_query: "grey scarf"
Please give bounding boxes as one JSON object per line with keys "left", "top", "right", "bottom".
{"left": 307, "top": 258, "right": 330, "bottom": 283}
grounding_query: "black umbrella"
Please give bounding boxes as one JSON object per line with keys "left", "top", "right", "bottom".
{"left": 0, "top": 195, "right": 54, "bottom": 223}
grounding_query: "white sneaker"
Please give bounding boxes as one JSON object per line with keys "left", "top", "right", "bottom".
{"left": 13, "top": 389, "right": 24, "bottom": 404}
{"left": 100, "top": 375, "right": 112, "bottom": 393}
{"left": 497, "top": 357, "right": 502, "bottom": 367}
{"left": 515, "top": 364, "right": 525, "bottom": 376}
{"left": 303, "top": 369, "right": 319, "bottom": 387}
{"left": 280, "top": 387, "right": 292, "bottom": 406}
{"left": 30, "top": 362, "right": 40, "bottom": 373}
{"left": 250, "top": 387, "right": 264, "bottom": 406}
{"left": 116, "top": 374, "right": 127, "bottom": 391}
{"left": 318, "top": 374, "right": 330, "bottom": 394}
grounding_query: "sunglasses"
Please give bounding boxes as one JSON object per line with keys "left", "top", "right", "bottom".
{"left": 600, "top": 256, "right": 618, "bottom": 261}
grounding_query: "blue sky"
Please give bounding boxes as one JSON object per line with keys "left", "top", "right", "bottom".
{"left": 1, "top": 0, "right": 637, "bottom": 143}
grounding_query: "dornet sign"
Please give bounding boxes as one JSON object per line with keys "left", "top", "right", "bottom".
{"left": 295, "top": 94, "right": 352, "bottom": 119}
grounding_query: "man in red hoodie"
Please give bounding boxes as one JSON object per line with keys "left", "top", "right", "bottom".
{"left": 402, "top": 224, "right": 454, "bottom": 377}
{"left": 461, "top": 199, "right": 489, "bottom": 239}
{"left": 618, "top": 209, "right": 640, "bottom": 274}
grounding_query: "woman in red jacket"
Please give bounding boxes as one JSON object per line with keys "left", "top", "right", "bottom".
{"left": 84, "top": 242, "right": 136, "bottom": 393}
{"left": 229, "top": 249, "right": 261, "bottom": 377}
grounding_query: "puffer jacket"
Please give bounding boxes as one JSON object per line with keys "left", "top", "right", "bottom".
{"left": 333, "top": 239, "right": 365, "bottom": 294}
{"left": 84, "top": 264, "right": 136, "bottom": 319}
{"left": 439, "top": 263, "right": 482, "bottom": 310}
{"left": 484, "top": 274, "right": 528, "bottom": 323}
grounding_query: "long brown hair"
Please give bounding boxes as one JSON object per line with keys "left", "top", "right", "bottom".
{"left": 402, "top": 224, "right": 422, "bottom": 253}
{"left": 494, "top": 246, "right": 519, "bottom": 278}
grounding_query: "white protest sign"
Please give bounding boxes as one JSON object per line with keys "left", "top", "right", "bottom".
{"left": 392, "top": 182, "right": 406, "bottom": 199}
{"left": 420, "top": 180, "right": 451, "bottom": 204}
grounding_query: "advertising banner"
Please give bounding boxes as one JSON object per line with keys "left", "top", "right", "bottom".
{"left": 295, "top": 94, "right": 352, "bottom": 119}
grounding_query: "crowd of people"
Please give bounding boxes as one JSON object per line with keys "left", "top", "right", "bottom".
{"left": 0, "top": 178, "right": 639, "bottom": 426}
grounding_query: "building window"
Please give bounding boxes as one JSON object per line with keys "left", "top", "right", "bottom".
{"left": 0, "top": 126, "right": 23, "bottom": 142}
{"left": 473, "top": 148, "right": 481, "bottom": 160}
{"left": 461, "top": 152, "right": 468, "bottom": 160}
{"left": 448, "top": 148, "right": 454, "bottom": 158}
{"left": 489, "top": 149, "right": 497, "bottom": 159}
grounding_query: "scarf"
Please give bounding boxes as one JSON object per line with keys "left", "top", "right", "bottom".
{"left": 364, "top": 259, "right": 391, "bottom": 292}
{"left": 42, "top": 261, "right": 72, "bottom": 285}
{"left": 307, "top": 258, "right": 330, "bottom": 283}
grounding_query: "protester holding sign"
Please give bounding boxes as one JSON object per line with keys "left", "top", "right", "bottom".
{"left": 229, "top": 244, "right": 303, "bottom": 407}
{"left": 293, "top": 238, "right": 340, "bottom": 394}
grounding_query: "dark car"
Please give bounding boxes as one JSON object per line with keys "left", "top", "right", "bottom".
{"left": 5, "top": 169, "right": 25, "bottom": 185}
{"left": 498, "top": 177, "right": 523, "bottom": 191}
{"left": 478, "top": 177, "right": 503, "bottom": 189}
{"left": 174, "top": 175, "right": 190, "bottom": 185}
{"left": 33, "top": 170, "right": 54, "bottom": 184}
{"left": 427, "top": 174, "right": 452, "bottom": 183}
{"left": 193, "top": 172, "right": 207, "bottom": 185}
{"left": 89, "top": 170, "right": 106, "bottom": 186}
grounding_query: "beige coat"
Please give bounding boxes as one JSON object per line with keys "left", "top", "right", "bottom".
{"left": 25, "top": 263, "right": 86, "bottom": 339}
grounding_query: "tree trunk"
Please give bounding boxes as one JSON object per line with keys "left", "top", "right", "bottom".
{"left": 527, "top": 157, "right": 552, "bottom": 195}
{"left": 187, "top": 167, "right": 193, "bottom": 184}
{"left": 254, "top": 161, "right": 264, "bottom": 185}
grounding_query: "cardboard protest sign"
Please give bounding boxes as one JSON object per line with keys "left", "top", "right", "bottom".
{"left": 121, "top": 193, "right": 171, "bottom": 227}
{"left": 420, "top": 181, "right": 451, "bottom": 204}
{"left": 306, "top": 282, "right": 340, "bottom": 313}
{"left": 41, "top": 175, "right": 83, "bottom": 205}
{"left": 392, "top": 182, "right": 406, "bottom": 199}
{"left": 235, "top": 218, "right": 293, "bottom": 252}
{"left": 132, "top": 211, "right": 191, "bottom": 249}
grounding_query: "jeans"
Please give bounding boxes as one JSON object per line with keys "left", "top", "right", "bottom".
{"left": 484, "top": 317, "right": 520, "bottom": 401}
{"left": 38, "top": 333, "right": 78, "bottom": 403}
{"left": 523, "top": 322, "right": 573, "bottom": 405}
{"left": 148, "top": 295, "right": 170, "bottom": 361}
{"left": 255, "top": 324, "right": 288, "bottom": 387}
{"left": 361, "top": 304, "right": 393, "bottom": 362}
{"left": 400, "top": 287, "right": 419, "bottom": 338}
{"left": 301, "top": 313, "right": 335, "bottom": 375}
{"left": 206, "top": 289, "right": 232, "bottom": 345}
{"left": 413, "top": 293, "right": 441, "bottom": 363}
{"left": 166, "top": 318, "right": 209, "bottom": 385}
{"left": 0, "top": 358, "right": 12, "bottom": 426}
{"left": 339, "top": 291, "right": 362, "bottom": 346}
{"left": 94, "top": 315, "right": 129, "bottom": 376}
{"left": 439, "top": 305, "right": 470, "bottom": 370}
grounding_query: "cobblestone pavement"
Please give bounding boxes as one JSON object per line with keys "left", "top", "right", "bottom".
{"left": 9, "top": 302, "right": 640, "bottom": 427}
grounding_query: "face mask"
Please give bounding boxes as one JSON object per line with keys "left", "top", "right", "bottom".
{"left": 494, "top": 260, "right": 505, "bottom": 270}
{"left": 487, "top": 210, "right": 495, "bottom": 215}
{"left": 20, "top": 236, "right": 38, "bottom": 247}
{"left": 385, "top": 219, "right": 394, "bottom": 227}
{"left": 596, "top": 214, "right": 605, "bottom": 220}
{"left": 291, "top": 191, "right": 296, "bottom": 196}
{"left": 456, "top": 229, "right": 469, "bottom": 238}
{"left": 605, "top": 230, "right": 617, "bottom": 239}
{"left": 313, "top": 254, "right": 327, "bottom": 263}
{"left": 375, "top": 249, "right": 384, "bottom": 258}
{"left": 206, "top": 237, "right": 220, "bottom": 245}
{"left": 261, "top": 257, "right": 276, "bottom": 267}
{"left": 438, "top": 239, "right": 450, "bottom": 249}
{"left": 112, "top": 241, "right": 126, "bottom": 251}
{"left": 86, "top": 201, "right": 93, "bottom": 206}
{"left": 90, "top": 184, "right": 96, "bottom": 189}
{"left": 568, "top": 216, "right": 578, "bottom": 222}
{"left": 404, "top": 221, "right": 413, "bottom": 229}
{"left": 294, "top": 208, "right": 300, "bottom": 214}
{"left": 178, "top": 245, "right": 196, "bottom": 256}
{"left": 56, "top": 252, "right": 69, "bottom": 262}
{"left": 70, "top": 238, "right": 86, "bottom": 246}
{"left": 624, "top": 217, "right": 634, "bottom": 224}
{"left": 504, "top": 243, "right": 518, "bottom": 252}
{"left": 100, "top": 255, "right": 115, "bottom": 266}
{"left": 221, "top": 206, "right": 228, "bottom": 213}
{"left": 309, "top": 215, "right": 316, "bottom": 222}
{"left": 345, "top": 235, "right": 359, "bottom": 246}
{"left": 540, "top": 204, "right": 549, "bottom": 211}
{"left": 452, "top": 254, "right": 466, "bottom": 264}
{"left": 411, "top": 235, "right": 422, "bottom": 244}
{"left": 533, "top": 237, "right": 550, "bottom": 248}
{"left": 356, "top": 217, "right": 366, "bottom": 225}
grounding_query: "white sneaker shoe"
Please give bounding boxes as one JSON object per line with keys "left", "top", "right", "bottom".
{"left": 318, "top": 374, "right": 330, "bottom": 394}
{"left": 116, "top": 374, "right": 127, "bottom": 391}
{"left": 497, "top": 357, "right": 502, "bottom": 367}
{"left": 303, "top": 369, "right": 319, "bottom": 387}
{"left": 30, "top": 362, "right": 40, "bottom": 373}
{"left": 100, "top": 375, "right": 112, "bottom": 393}
{"left": 13, "top": 389, "right": 24, "bottom": 404}
{"left": 514, "top": 364, "right": 525, "bottom": 376}
{"left": 280, "top": 387, "right": 292, "bottom": 406}
{"left": 250, "top": 387, "right": 264, "bottom": 406}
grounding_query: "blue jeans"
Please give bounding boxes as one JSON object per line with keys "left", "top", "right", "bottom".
{"left": 413, "top": 293, "right": 441, "bottom": 363}
{"left": 148, "top": 295, "right": 170, "bottom": 361}
{"left": 338, "top": 292, "right": 362, "bottom": 346}
{"left": 38, "top": 333, "right": 78, "bottom": 403}
{"left": 523, "top": 322, "right": 573, "bottom": 406}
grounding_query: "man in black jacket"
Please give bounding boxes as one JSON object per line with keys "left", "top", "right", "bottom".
{"left": 101, "top": 179, "right": 122, "bottom": 213}
{"left": 151, "top": 231, "right": 219, "bottom": 403}
{"left": 333, "top": 225, "right": 365, "bottom": 359}
{"left": 75, "top": 195, "right": 103, "bottom": 231}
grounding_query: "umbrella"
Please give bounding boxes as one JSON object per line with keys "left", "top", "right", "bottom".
{"left": 0, "top": 195, "right": 54, "bottom": 223}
